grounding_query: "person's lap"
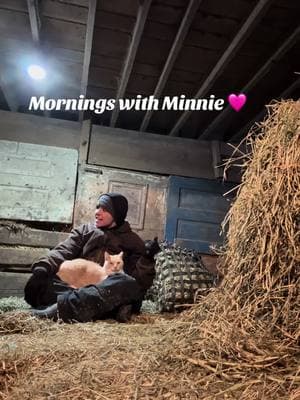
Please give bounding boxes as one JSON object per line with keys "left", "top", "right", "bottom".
{"left": 57, "top": 273, "right": 143, "bottom": 322}
{"left": 25, "top": 273, "right": 143, "bottom": 322}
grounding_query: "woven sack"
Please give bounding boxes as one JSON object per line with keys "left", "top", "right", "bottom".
{"left": 147, "top": 243, "right": 217, "bottom": 312}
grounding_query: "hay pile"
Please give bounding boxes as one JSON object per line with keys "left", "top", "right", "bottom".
{"left": 0, "top": 312, "right": 174, "bottom": 400}
{"left": 139, "top": 100, "right": 299, "bottom": 399}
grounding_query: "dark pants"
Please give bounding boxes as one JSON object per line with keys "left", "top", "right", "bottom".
{"left": 24, "top": 273, "right": 143, "bottom": 323}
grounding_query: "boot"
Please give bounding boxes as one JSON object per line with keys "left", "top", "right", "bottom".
{"left": 115, "top": 304, "right": 133, "bottom": 323}
{"left": 31, "top": 303, "right": 58, "bottom": 321}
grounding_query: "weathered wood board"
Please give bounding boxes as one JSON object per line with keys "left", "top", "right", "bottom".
{"left": 0, "top": 140, "right": 78, "bottom": 223}
{"left": 0, "top": 272, "right": 31, "bottom": 298}
{"left": 0, "top": 110, "right": 81, "bottom": 149}
{"left": 165, "top": 176, "right": 235, "bottom": 254}
{"left": 74, "top": 165, "right": 168, "bottom": 241}
{"left": 0, "top": 247, "right": 49, "bottom": 267}
{"left": 0, "top": 226, "right": 69, "bottom": 248}
{"left": 89, "top": 125, "right": 214, "bottom": 179}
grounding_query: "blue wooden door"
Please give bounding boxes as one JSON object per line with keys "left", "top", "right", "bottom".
{"left": 165, "top": 176, "right": 235, "bottom": 254}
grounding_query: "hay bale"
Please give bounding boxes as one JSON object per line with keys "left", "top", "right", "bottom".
{"left": 148, "top": 100, "right": 300, "bottom": 399}
{"left": 221, "top": 100, "right": 300, "bottom": 330}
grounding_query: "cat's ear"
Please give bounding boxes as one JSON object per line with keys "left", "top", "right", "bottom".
{"left": 119, "top": 251, "right": 124, "bottom": 258}
{"left": 104, "top": 251, "right": 110, "bottom": 260}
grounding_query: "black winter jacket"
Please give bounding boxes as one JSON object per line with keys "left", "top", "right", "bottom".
{"left": 32, "top": 221, "right": 155, "bottom": 292}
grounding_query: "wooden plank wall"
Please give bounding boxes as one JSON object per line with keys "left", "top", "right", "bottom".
{"left": 0, "top": 140, "right": 78, "bottom": 223}
{"left": 0, "top": 111, "right": 242, "bottom": 183}
{"left": 0, "top": 225, "right": 70, "bottom": 298}
{"left": 0, "top": 110, "right": 80, "bottom": 297}
{"left": 0, "top": 110, "right": 81, "bottom": 149}
{"left": 0, "top": 272, "right": 31, "bottom": 298}
{"left": 74, "top": 165, "right": 168, "bottom": 241}
{"left": 0, "top": 112, "right": 237, "bottom": 297}
{"left": 0, "top": 225, "right": 69, "bottom": 270}
{"left": 89, "top": 125, "right": 215, "bottom": 179}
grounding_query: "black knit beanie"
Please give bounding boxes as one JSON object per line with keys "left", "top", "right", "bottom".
{"left": 97, "top": 193, "right": 128, "bottom": 226}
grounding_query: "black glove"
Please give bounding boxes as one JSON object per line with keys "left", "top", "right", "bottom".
{"left": 144, "top": 237, "right": 161, "bottom": 260}
{"left": 33, "top": 266, "right": 49, "bottom": 279}
{"left": 24, "top": 266, "right": 49, "bottom": 307}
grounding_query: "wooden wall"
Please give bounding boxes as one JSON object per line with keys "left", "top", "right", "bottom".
{"left": 0, "top": 111, "right": 242, "bottom": 182}
{"left": 0, "top": 111, "right": 242, "bottom": 240}
{"left": 0, "top": 112, "right": 238, "bottom": 296}
{"left": 89, "top": 125, "right": 216, "bottom": 179}
{"left": 74, "top": 165, "right": 168, "bottom": 241}
{"left": 0, "top": 225, "right": 70, "bottom": 298}
{"left": 0, "top": 110, "right": 81, "bottom": 149}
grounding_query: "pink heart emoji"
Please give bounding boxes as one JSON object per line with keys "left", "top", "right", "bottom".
{"left": 228, "top": 93, "right": 247, "bottom": 112}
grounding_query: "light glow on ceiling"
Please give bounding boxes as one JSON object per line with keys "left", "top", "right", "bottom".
{"left": 27, "top": 64, "right": 47, "bottom": 80}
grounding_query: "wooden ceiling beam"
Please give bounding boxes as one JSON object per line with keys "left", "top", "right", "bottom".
{"left": 110, "top": 0, "right": 152, "bottom": 128}
{"left": 169, "top": 0, "right": 272, "bottom": 137}
{"left": 230, "top": 77, "right": 300, "bottom": 143}
{"left": 80, "top": 0, "right": 97, "bottom": 121}
{"left": 200, "top": 25, "right": 300, "bottom": 140}
{"left": 139, "top": 0, "right": 202, "bottom": 132}
{"left": 27, "top": 1, "right": 51, "bottom": 117}
{"left": 0, "top": 38, "right": 84, "bottom": 65}
{"left": 80, "top": 0, "right": 97, "bottom": 97}
{"left": 27, "top": 0, "right": 41, "bottom": 43}
{"left": 0, "top": 52, "right": 19, "bottom": 112}
{"left": 0, "top": 72, "right": 19, "bottom": 112}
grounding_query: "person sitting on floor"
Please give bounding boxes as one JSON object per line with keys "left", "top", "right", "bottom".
{"left": 24, "top": 192, "right": 160, "bottom": 323}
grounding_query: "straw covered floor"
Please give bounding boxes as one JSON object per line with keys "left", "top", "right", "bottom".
{"left": 0, "top": 100, "right": 299, "bottom": 399}
{"left": 1, "top": 311, "right": 183, "bottom": 400}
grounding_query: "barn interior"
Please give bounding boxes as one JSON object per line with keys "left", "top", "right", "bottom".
{"left": 0, "top": 1, "right": 300, "bottom": 399}
{"left": 0, "top": 0, "right": 299, "bottom": 295}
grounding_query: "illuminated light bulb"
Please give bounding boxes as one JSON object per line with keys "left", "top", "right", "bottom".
{"left": 27, "top": 64, "right": 47, "bottom": 80}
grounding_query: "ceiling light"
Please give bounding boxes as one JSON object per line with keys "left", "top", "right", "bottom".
{"left": 27, "top": 64, "right": 47, "bottom": 80}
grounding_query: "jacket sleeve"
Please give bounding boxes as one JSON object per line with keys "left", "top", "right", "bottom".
{"left": 130, "top": 255, "right": 156, "bottom": 293}
{"left": 31, "top": 225, "right": 87, "bottom": 275}
{"left": 125, "top": 233, "right": 156, "bottom": 293}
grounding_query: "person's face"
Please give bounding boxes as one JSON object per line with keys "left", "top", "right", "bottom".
{"left": 95, "top": 206, "right": 115, "bottom": 228}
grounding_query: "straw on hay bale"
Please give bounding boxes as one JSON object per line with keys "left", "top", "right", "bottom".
{"left": 0, "top": 100, "right": 299, "bottom": 400}
{"left": 139, "top": 100, "right": 299, "bottom": 399}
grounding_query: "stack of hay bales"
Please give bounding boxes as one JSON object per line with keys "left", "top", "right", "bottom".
{"left": 154, "top": 100, "right": 299, "bottom": 399}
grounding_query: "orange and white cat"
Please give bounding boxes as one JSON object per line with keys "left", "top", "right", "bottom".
{"left": 57, "top": 251, "right": 124, "bottom": 289}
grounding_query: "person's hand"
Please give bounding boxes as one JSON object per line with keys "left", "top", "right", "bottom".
{"left": 24, "top": 265, "right": 49, "bottom": 307}
{"left": 144, "top": 237, "right": 161, "bottom": 260}
{"left": 33, "top": 266, "right": 49, "bottom": 279}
